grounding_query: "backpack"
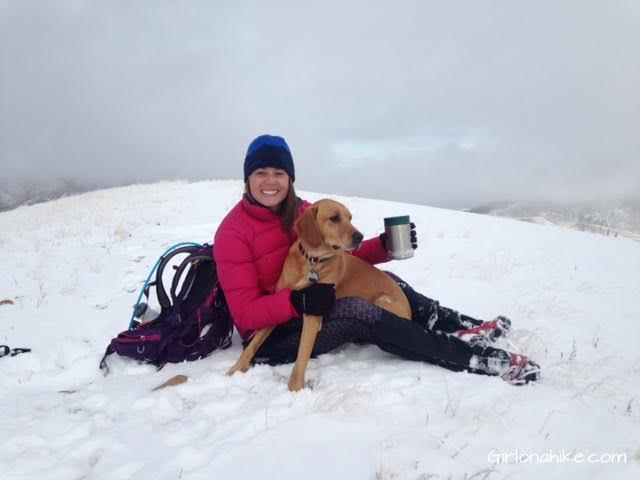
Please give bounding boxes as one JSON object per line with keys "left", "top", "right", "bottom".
{"left": 100, "top": 242, "right": 234, "bottom": 374}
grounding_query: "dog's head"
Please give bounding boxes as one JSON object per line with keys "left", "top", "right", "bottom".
{"left": 295, "top": 199, "right": 364, "bottom": 252}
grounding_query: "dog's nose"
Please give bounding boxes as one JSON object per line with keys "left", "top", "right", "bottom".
{"left": 352, "top": 231, "right": 364, "bottom": 246}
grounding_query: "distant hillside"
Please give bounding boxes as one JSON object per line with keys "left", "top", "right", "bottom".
{"left": 468, "top": 201, "right": 640, "bottom": 241}
{"left": 0, "top": 179, "right": 107, "bottom": 212}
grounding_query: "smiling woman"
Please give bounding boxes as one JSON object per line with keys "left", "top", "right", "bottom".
{"left": 248, "top": 168, "right": 289, "bottom": 210}
{"left": 242, "top": 135, "right": 299, "bottom": 231}
{"left": 213, "top": 134, "right": 541, "bottom": 385}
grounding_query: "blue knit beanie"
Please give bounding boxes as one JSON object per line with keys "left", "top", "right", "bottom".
{"left": 244, "top": 135, "right": 295, "bottom": 182}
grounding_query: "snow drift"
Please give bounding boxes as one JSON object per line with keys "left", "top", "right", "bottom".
{"left": 1, "top": 180, "right": 639, "bottom": 479}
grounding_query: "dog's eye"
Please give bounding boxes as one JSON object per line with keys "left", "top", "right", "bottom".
{"left": 329, "top": 215, "right": 340, "bottom": 223}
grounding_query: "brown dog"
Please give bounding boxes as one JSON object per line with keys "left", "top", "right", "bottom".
{"left": 227, "top": 199, "right": 412, "bottom": 391}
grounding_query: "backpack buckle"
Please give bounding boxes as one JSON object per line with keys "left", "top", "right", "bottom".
{"left": 137, "top": 336, "right": 146, "bottom": 354}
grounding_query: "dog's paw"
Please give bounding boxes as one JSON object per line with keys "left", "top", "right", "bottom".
{"left": 288, "top": 370, "right": 308, "bottom": 391}
{"left": 226, "top": 362, "right": 251, "bottom": 376}
{"left": 288, "top": 378, "right": 305, "bottom": 392}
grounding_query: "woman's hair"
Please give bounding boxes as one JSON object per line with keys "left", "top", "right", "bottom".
{"left": 244, "top": 177, "right": 298, "bottom": 232}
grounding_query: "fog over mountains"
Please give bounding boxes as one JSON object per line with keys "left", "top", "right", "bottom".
{"left": 0, "top": 178, "right": 104, "bottom": 212}
{"left": 2, "top": 2, "right": 639, "bottom": 212}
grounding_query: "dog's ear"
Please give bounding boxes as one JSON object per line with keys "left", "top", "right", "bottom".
{"left": 295, "top": 205, "right": 323, "bottom": 248}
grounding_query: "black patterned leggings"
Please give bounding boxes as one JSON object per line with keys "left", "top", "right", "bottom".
{"left": 252, "top": 273, "right": 484, "bottom": 366}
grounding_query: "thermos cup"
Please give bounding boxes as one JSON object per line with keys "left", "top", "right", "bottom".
{"left": 384, "top": 215, "right": 414, "bottom": 260}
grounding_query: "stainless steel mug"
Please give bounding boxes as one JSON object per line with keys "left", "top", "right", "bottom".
{"left": 384, "top": 215, "right": 414, "bottom": 260}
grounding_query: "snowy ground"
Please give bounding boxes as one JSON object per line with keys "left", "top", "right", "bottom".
{"left": 1, "top": 180, "right": 639, "bottom": 480}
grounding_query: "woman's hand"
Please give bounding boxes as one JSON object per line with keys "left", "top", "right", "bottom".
{"left": 290, "top": 283, "right": 336, "bottom": 316}
{"left": 379, "top": 222, "right": 418, "bottom": 251}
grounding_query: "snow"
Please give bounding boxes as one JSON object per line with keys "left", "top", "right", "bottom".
{"left": 1, "top": 180, "right": 639, "bottom": 479}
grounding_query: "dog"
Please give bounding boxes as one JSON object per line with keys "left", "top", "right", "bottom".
{"left": 227, "top": 199, "right": 412, "bottom": 391}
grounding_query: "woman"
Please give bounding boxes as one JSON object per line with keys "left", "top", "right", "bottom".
{"left": 214, "top": 135, "right": 540, "bottom": 384}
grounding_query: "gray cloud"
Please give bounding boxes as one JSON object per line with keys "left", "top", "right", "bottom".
{"left": 1, "top": 0, "right": 638, "bottom": 208}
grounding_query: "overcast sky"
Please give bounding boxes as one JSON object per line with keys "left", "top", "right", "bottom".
{"left": 1, "top": 0, "right": 638, "bottom": 208}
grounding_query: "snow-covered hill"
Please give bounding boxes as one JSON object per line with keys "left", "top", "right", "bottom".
{"left": 1, "top": 180, "right": 639, "bottom": 479}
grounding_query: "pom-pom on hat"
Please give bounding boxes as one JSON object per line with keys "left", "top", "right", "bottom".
{"left": 244, "top": 135, "right": 295, "bottom": 182}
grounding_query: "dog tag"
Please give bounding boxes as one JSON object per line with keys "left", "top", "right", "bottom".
{"left": 307, "top": 269, "right": 319, "bottom": 284}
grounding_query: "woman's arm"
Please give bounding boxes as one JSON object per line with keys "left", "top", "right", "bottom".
{"left": 214, "top": 227, "right": 298, "bottom": 336}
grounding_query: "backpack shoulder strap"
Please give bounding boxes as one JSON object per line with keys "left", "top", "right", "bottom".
{"left": 129, "top": 242, "right": 203, "bottom": 330}
{"left": 170, "top": 245, "right": 215, "bottom": 313}
{"left": 155, "top": 245, "right": 202, "bottom": 310}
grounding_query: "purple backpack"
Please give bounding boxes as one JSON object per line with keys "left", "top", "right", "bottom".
{"left": 100, "top": 243, "right": 233, "bottom": 374}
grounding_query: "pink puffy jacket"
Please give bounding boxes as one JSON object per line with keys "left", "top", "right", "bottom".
{"left": 213, "top": 196, "right": 390, "bottom": 340}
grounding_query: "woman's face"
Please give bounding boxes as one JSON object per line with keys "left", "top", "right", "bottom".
{"left": 248, "top": 167, "right": 290, "bottom": 210}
